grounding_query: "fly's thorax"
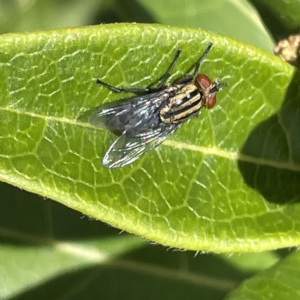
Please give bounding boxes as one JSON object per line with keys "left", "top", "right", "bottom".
{"left": 159, "top": 83, "right": 204, "bottom": 124}
{"left": 159, "top": 74, "right": 225, "bottom": 125}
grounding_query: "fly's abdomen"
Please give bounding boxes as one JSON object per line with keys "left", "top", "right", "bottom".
{"left": 159, "top": 84, "right": 203, "bottom": 124}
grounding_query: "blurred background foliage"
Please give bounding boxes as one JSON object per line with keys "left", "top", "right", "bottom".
{"left": 1, "top": 0, "right": 299, "bottom": 50}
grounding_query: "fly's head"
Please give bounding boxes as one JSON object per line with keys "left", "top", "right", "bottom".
{"left": 195, "top": 74, "right": 227, "bottom": 109}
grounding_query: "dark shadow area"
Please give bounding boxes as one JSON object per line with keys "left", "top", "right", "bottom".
{"left": 0, "top": 182, "right": 124, "bottom": 245}
{"left": 91, "top": 0, "right": 156, "bottom": 24}
{"left": 122, "top": 245, "right": 255, "bottom": 283}
{"left": 249, "top": 0, "right": 299, "bottom": 41}
{"left": 238, "top": 69, "right": 300, "bottom": 204}
{"left": 9, "top": 246, "right": 255, "bottom": 300}
{"left": 275, "top": 247, "right": 296, "bottom": 259}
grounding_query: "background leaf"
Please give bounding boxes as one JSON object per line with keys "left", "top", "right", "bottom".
{"left": 257, "top": 0, "right": 300, "bottom": 29}
{"left": 226, "top": 250, "right": 300, "bottom": 300}
{"left": 249, "top": 0, "right": 300, "bottom": 41}
{"left": 0, "top": 0, "right": 274, "bottom": 51}
{"left": 137, "top": 0, "right": 274, "bottom": 51}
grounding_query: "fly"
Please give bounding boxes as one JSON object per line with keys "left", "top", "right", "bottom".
{"left": 90, "top": 42, "right": 227, "bottom": 168}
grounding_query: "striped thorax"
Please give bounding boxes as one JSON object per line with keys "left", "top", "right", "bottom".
{"left": 159, "top": 74, "right": 222, "bottom": 124}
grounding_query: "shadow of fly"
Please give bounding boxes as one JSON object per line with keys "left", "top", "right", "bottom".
{"left": 90, "top": 43, "right": 227, "bottom": 168}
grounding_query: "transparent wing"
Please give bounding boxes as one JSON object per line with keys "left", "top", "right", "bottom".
{"left": 103, "top": 122, "right": 180, "bottom": 168}
{"left": 90, "top": 91, "right": 169, "bottom": 132}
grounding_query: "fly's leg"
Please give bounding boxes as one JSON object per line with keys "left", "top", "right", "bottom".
{"left": 95, "top": 43, "right": 212, "bottom": 93}
{"left": 172, "top": 42, "right": 213, "bottom": 84}
{"left": 154, "top": 49, "right": 182, "bottom": 90}
{"left": 192, "top": 42, "right": 213, "bottom": 77}
{"left": 95, "top": 78, "right": 151, "bottom": 93}
{"left": 161, "top": 42, "right": 213, "bottom": 85}
{"left": 158, "top": 43, "right": 213, "bottom": 86}
{"left": 95, "top": 49, "right": 181, "bottom": 93}
{"left": 173, "top": 74, "right": 193, "bottom": 84}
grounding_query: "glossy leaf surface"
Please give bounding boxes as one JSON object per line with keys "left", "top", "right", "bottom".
{"left": 0, "top": 24, "right": 299, "bottom": 253}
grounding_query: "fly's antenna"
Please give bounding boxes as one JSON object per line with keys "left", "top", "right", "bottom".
{"left": 209, "top": 79, "right": 228, "bottom": 94}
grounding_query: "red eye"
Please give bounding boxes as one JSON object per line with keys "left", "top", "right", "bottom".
{"left": 206, "top": 95, "right": 216, "bottom": 109}
{"left": 196, "top": 73, "right": 212, "bottom": 89}
{"left": 196, "top": 74, "right": 217, "bottom": 109}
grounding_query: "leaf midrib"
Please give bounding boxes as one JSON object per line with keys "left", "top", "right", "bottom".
{"left": 3, "top": 106, "right": 300, "bottom": 172}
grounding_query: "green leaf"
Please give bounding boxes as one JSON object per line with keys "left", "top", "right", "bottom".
{"left": 225, "top": 250, "right": 300, "bottom": 299}
{"left": 0, "top": 23, "right": 299, "bottom": 253}
{"left": 137, "top": 0, "right": 274, "bottom": 51}
{"left": 0, "top": 0, "right": 274, "bottom": 51}
{"left": 259, "top": 0, "right": 300, "bottom": 29}
{"left": 0, "top": 0, "right": 103, "bottom": 33}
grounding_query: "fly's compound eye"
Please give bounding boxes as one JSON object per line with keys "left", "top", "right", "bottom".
{"left": 195, "top": 74, "right": 217, "bottom": 109}
{"left": 196, "top": 73, "right": 212, "bottom": 89}
{"left": 206, "top": 94, "right": 217, "bottom": 109}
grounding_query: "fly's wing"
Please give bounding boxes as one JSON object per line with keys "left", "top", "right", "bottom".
{"left": 103, "top": 122, "right": 180, "bottom": 168}
{"left": 90, "top": 91, "right": 169, "bottom": 132}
